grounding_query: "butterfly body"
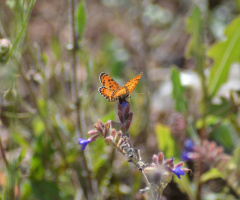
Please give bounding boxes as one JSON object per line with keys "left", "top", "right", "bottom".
{"left": 98, "top": 72, "right": 143, "bottom": 102}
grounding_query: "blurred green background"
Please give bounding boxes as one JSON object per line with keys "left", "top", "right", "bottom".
{"left": 0, "top": 0, "right": 240, "bottom": 199}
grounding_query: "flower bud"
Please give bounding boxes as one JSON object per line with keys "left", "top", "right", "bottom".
{"left": 88, "top": 130, "right": 98, "bottom": 136}
{"left": 118, "top": 110, "right": 124, "bottom": 123}
{"left": 0, "top": 38, "right": 12, "bottom": 63}
{"left": 94, "top": 123, "right": 103, "bottom": 133}
{"left": 123, "top": 103, "right": 130, "bottom": 119}
{"left": 104, "top": 121, "right": 111, "bottom": 137}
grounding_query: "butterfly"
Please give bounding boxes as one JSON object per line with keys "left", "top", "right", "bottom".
{"left": 98, "top": 72, "right": 143, "bottom": 103}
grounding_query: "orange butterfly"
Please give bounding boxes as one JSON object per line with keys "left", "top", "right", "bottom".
{"left": 98, "top": 72, "right": 143, "bottom": 102}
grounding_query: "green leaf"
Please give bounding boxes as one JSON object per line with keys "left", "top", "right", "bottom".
{"left": 31, "top": 180, "right": 60, "bottom": 200}
{"left": 208, "top": 16, "right": 240, "bottom": 97}
{"left": 50, "top": 36, "right": 61, "bottom": 59}
{"left": 171, "top": 67, "right": 187, "bottom": 112}
{"left": 185, "top": 6, "right": 204, "bottom": 74}
{"left": 155, "top": 123, "right": 175, "bottom": 158}
{"left": 206, "top": 96, "right": 233, "bottom": 117}
{"left": 37, "top": 98, "right": 48, "bottom": 118}
{"left": 234, "top": 0, "right": 240, "bottom": 12}
{"left": 76, "top": 1, "right": 86, "bottom": 38}
{"left": 233, "top": 146, "right": 240, "bottom": 167}
{"left": 3, "top": 161, "right": 18, "bottom": 200}
{"left": 186, "top": 6, "right": 202, "bottom": 57}
{"left": 210, "top": 122, "right": 237, "bottom": 153}
{"left": 200, "top": 168, "right": 223, "bottom": 183}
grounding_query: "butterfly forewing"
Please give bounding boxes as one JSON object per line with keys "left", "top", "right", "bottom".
{"left": 99, "top": 73, "right": 120, "bottom": 90}
{"left": 124, "top": 72, "right": 143, "bottom": 94}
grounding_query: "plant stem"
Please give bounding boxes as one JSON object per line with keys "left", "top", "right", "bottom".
{"left": 69, "top": 0, "right": 94, "bottom": 198}
{"left": 69, "top": 0, "right": 82, "bottom": 137}
{"left": 6, "top": 0, "right": 36, "bottom": 63}
{"left": 0, "top": 136, "right": 9, "bottom": 170}
{"left": 141, "top": 170, "right": 156, "bottom": 200}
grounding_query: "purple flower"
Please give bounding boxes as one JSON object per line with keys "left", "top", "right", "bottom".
{"left": 121, "top": 101, "right": 128, "bottom": 108}
{"left": 173, "top": 166, "right": 186, "bottom": 179}
{"left": 78, "top": 138, "right": 91, "bottom": 150}
{"left": 184, "top": 139, "right": 194, "bottom": 151}
{"left": 181, "top": 150, "right": 193, "bottom": 161}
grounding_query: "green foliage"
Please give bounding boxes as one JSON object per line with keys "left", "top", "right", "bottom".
{"left": 76, "top": 0, "right": 86, "bottom": 39}
{"left": 210, "top": 121, "right": 237, "bottom": 153}
{"left": 206, "top": 96, "right": 234, "bottom": 117}
{"left": 171, "top": 67, "right": 187, "bottom": 113}
{"left": 1, "top": 0, "right": 240, "bottom": 199}
{"left": 186, "top": 6, "right": 205, "bottom": 74}
{"left": 200, "top": 168, "right": 223, "bottom": 183}
{"left": 3, "top": 162, "right": 18, "bottom": 200}
{"left": 155, "top": 123, "right": 175, "bottom": 158}
{"left": 5, "top": 0, "right": 36, "bottom": 63}
{"left": 31, "top": 180, "right": 60, "bottom": 200}
{"left": 208, "top": 16, "right": 240, "bottom": 97}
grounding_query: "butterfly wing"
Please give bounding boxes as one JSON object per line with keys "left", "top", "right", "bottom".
{"left": 99, "top": 72, "right": 120, "bottom": 90}
{"left": 124, "top": 72, "right": 143, "bottom": 94}
{"left": 98, "top": 87, "right": 115, "bottom": 102}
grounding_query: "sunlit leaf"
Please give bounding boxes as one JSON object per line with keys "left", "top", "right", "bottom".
{"left": 155, "top": 123, "right": 175, "bottom": 158}
{"left": 206, "top": 97, "right": 233, "bottom": 117}
{"left": 50, "top": 36, "right": 61, "bottom": 59}
{"left": 171, "top": 67, "right": 187, "bottom": 112}
{"left": 208, "top": 16, "right": 240, "bottom": 97}
{"left": 200, "top": 168, "right": 223, "bottom": 183}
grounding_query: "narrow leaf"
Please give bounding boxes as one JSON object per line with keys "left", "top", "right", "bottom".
{"left": 185, "top": 6, "right": 205, "bottom": 74}
{"left": 76, "top": 1, "right": 86, "bottom": 38}
{"left": 171, "top": 67, "right": 187, "bottom": 112}
{"left": 208, "top": 16, "right": 240, "bottom": 97}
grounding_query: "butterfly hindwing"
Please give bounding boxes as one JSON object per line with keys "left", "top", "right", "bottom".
{"left": 124, "top": 72, "right": 143, "bottom": 94}
{"left": 98, "top": 87, "right": 115, "bottom": 102}
{"left": 99, "top": 72, "right": 120, "bottom": 90}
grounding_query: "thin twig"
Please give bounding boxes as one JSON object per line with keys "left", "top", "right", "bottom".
{"left": 69, "top": 0, "right": 94, "bottom": 198}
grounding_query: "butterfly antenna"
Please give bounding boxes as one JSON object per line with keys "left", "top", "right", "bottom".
{"left": 135, "top": 92, "right": 150, "bottom": 95}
